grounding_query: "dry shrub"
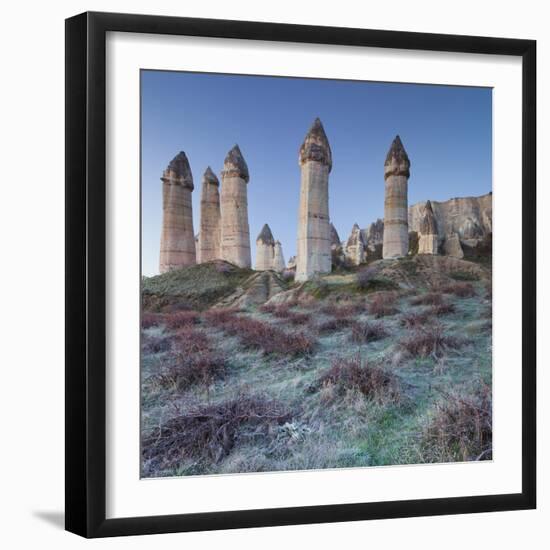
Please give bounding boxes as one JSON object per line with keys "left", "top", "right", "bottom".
{"left": 332, "top": 303, "right": 365, "bottom": 319}
{"left": 283, "top": 311, "right": 311, "bottom": 326}
{"left": 410, "top": 292, "right": 444, "bottom": 307}
{"left": 171, "top": 327, "right": 211, "bottom": 354}
{"left": 259, "top": 303, "right": 277, "bottom": 314}
{"left": 429, "top": 302, "right": 456, "bottom": 316}
{"left": 356, "top": 266, "right": 377, "bottom": 290}
{"left": 399, "top": 310, "right": 432, "bottom": 329}
{"left": 420, "top": 384, "right": 492, "bottom": 462}
{"left": 202, "top": 308, "right": 239, "bottom": 325}
{"left": 216, "top": 315, "right": 316, "bottom": 357}
{"left": 157, "top": 350, "right": 228, "bottom": 390}
{"left": 317, "top": 355, "right": 400, "bottom": 404}
{"left": 165, "top": 310, "right": 200, "bottom": 330}
{"left": 141, "top": 312, "right": 163, "bottom": 329}
{"left": 369, "top": 292, "right": 399, "bottom": 318}
{"left": 350, "top": 321, "right": 389, "bottom": 344}
{"left": 142, "top": 395, "right": 292, "bottom": 468}
{"left": 440, "top": 282, "right": 476, "bottom": 298}
{"left": 399, "top": 323, "right": 463, "bottom": 358}
{"left": 141, "top": 334, "right": 172, "bottom": 354}
{"left": 317, "top": 317, "right": 355, "bottom": 334}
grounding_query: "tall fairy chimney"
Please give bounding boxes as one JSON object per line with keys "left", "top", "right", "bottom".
{"left": 220, "top": 145, "right": 251, "bottom": 268}
{"left": 255, "top": 224, "right": 275, "bottom": 271}
{"left": 346, "top": 223, "right": 366, "bottom": 266}
{"left": 418, "top": 200, "right": 439, "bottom": 255}
{"left": 296, "top": 118, "right": 332, "bottom": 282}
{"left": 273, "top": 241, "right": 286, "bottom": 273}
{"left": 159, "top": 151, "right": 196, "bottom": 273}
{"left": 383, "top": 135, "right": 410, "bottom": 259}
{"left": 197, "top": 166, "right": 221, "bottom": 263}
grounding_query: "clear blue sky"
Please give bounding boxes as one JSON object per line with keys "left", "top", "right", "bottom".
{"left": 141, "top": 70, "right": 492, "bottom": 276}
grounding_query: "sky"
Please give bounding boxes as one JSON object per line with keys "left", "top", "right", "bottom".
{"left": 141, "top": 70, "right": 492, "bottom": 276}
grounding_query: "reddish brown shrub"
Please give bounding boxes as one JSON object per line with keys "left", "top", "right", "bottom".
{"left": 142, "top": 395, "right": 292, "bottom": 468}
{"left": 399, "top": 310, "right": 432, "bottom": 328}
{"left": 157, "top": 350, "right": 228, "bottom": 390}
{"left": 399, "top": 324, "right": 463, "bottom": 358}
{"left": 369, "top": 292, "right": 399, "bottom": 318}
{"left": 410, "top": 292, "right": 444, "bottom": 307}
{"left": 317, "top": 317, "right": 355, "bottom": 334}
{"left": 420, "top": 383, "right": 492, "bottom": 462}
{"left": 141, "top": 312, "right": 163, "bottom": 329}
{"left": 141, "top": 334, "right": 172, "bottom": 354}
{"left": 317, "top": 355, "right": 400, "bottom": 404}
{"left": 332, "top": 303, "right": 365, "bottom": 319}
{"left": 171, "top": 327, "right": 211, "bottom": 354}
{"left": 165, "top": 310, "right": 200, "bottom": 330}
{"left": 349, "top": 321, "right": 389, "bottom": 344}
{"left": 429, "top": 302, "right": 457, "bottom": 316}
{"left": 202, "top": 308, "right": 238, "bottom": 326}
{"left": 440, "top": 282, "right": 476, "bottom": 298}
{"left": 221, "top": 316, "right": 316, "bottom": 356}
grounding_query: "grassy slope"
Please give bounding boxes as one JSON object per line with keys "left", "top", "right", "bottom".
{"left": 141, "top": 263, "right": 492, "bottom": 477}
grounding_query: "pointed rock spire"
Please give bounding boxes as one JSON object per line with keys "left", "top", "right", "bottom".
{"left": 384, "top": 135, "right": 410, "bottom": 180}
{"left": 256, "top": 223, "right": 275, "bottom": 244}
{"left": 164, "top": 151, "right": 194, "bottom": 189}
{"left": 299, "top": 117, "right": 332, "bottom": 171}
{"left": 203, "top": 166, "right": 219, "bottom": 186}
{"left": 222, "top": 144, "right": 249, "bottom": 183}
{"left": 420, "top": 200, "right": 437, "bottom": 235}
{"left": 347, "top": 223, "right": 365, "bottom": 246}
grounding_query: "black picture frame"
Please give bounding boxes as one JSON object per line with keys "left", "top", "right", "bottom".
{"left": 65, "top": 11, "right": 536, "bottom": 538}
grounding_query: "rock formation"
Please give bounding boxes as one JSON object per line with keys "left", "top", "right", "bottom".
{"left": 220, "top": 145, "right": 251, "bottom": 268}
{"left": 255, "top": 224, "right": 275, "bottom": 271}
{"left": 159, "top": 151, "right": 196, "bottom": 273}
{"left": 409, "top": 192, "right": 492, "bottom": 249}
{"left": 345, "top": 223, "right": 366, "bottom": 265}
{"left": 442, "top": 232, "right": 464, "bottom": 259}
{"left": 418, "top": 200, "right": 438, "bottom": 255}
{"left": 197, "top": 166, "right": 221, "bottom": 263}
{"left": 383, "top": 135, "right": 410, "bottom": 259}
{"left": 365, "top": 219, "right": 384, "bottom": 252}
{"left": 330, "top": 223, "right": 341, "bottom": 249}
{"left": 296, "top": 118, "right": 332, "bottom": 281}
{"left": 287, "top": 256, "right": 297, "bottom": 270}
{"left": 273, "top": 241, "right": 286, "bottom": 272}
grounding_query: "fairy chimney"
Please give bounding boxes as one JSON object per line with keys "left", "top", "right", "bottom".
{"left": 295, "top": 118, "right": 332, "bottom": 281}
{"left": 418, "top": 200, "right": 438, "bottom": 255}
{"left": 346, "top": 223, "right": 366, "bottom": 265}
{"left": 383, "top": 135, "right": 410, "bottom": 259}
{"left": 330, "top": 223, "right": 341, "bottom": 249}
{"left": 220, "top": 145, "right": 251, "bottom": 268}
{"left": 159, "top": 151, "right": 196, "bottom": 273}
{"left": 273, "top": 240, "right": 286, "bottom": 272}
{"left": 255, "top": 224, "right": 275, "bottom": 271}
{"left": 197, "top": 167, "right": 221, "bottom": 263}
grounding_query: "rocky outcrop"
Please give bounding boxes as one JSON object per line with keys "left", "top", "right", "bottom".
{"left": 296, "top": 118, "right": 332, "bottom": 281}
{"left": 215, "top": 271, "right": 287, "bottom": 309}
{"left": 220, "top": 145, "right": 251, "bottom": 268}
{"left": 383, "top": 136, "right": 410, "bottom": 259}
{"left": 273, "top": 241, "right": 286, "bottom": 272}
{"left": 365, "top": 218, "right": 384, "bottom": 251}
{"left": 197, "top": 167, "right": 221, "bottom": 263}
{"left": 409, "top": 192, "right": 492, "bottom": 249}
{"left": 159, "top": 151, "right": 197, "bottom": 273}
{"left": 344, "top": 223, "right": 366, "bottom": 265}
{"left": 255, "top": 224, "right": 275, "bottom": 271}
{"left": 442, "top": 232, "right": 464, "bottom": 259}
{"left": 418, "top": 200, "right": 438, "bottom": 255}
{"left": 287, "top": 256, "right": 297, "bottom": 270}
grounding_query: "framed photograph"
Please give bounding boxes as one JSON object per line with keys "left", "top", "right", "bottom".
{"left": 65, "top": 11, "right": 536, "bottom": 538}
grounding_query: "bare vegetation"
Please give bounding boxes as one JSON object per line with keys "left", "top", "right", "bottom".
{"left": 369, "top": 291, "right": 399, "bottom": 318}
{"left": 142, "top": 395, "right": 293, "bottom": 471}
{"left": 420, "top": 384, "right": 492, "bottom": 462}
{"left": 440, "top": 282, "right": 476, "bottom": 298}
{"left": 410, "top": 292, "right": 445, "bottom": 307}
{"left": 350, "top": 321, "right": 389, "bottom": 344}
{"left": 399, "top": 324, "right": 463, "bottom": 358}
{"left": 317, "top": 355, "right": 400, "bottom": 405}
